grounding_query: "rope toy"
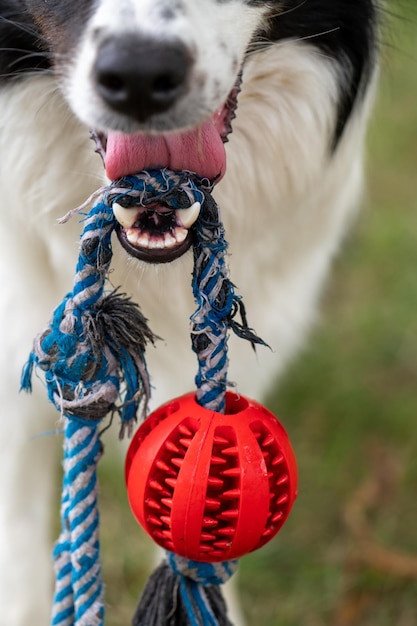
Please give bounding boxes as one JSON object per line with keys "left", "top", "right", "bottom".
{"left": 22, "top": 168, "right": 298, "bottom": 625}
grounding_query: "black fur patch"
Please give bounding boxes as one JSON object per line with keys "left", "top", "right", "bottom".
{"left": 259, "top": 0, "right": 379, "bottom": 143}
{"left": 24, "top": 0, "right": 95, "bottom": 62}
{"left": 0, "top": 0, "right": 50, "bottom": 79}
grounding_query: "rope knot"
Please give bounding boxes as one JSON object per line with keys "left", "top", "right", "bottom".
{"left": 21, "top": 195, "right": 156, "bottom": 428}
{"left": 167, "top": 553, "right": 238, "bottom": 587}
{"left": 105, "top": 168, "right": 208, "bottom": 210}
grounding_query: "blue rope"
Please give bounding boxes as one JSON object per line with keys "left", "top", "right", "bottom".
{"left": 22, "top": 202, "right": 115, "bottom": 624}
{"left": 21, "top": 176, "right": 162, "bottom": 625}
{"left": 168, "top": 553, "right": 238, "bottom": 586}
{"left": 168, "top": 190, "right": 243, "bottom": 625}
{"left": 191, "top": 191, "right": 237, "bottom": 413}
{"left": 52, "top": 421, "right": 104, "bottom": 626}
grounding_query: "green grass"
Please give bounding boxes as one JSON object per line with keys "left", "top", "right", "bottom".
{"left": 96, "top": 11, "right": 417, "bottom": 625}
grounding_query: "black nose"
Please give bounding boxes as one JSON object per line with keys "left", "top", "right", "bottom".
{"left": 94, "top": 36, "right": 192, "bottom": 122}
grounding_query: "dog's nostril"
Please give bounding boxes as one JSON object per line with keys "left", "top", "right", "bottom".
{"left": 98, "top": 72, "right": 125, "bottom": 93}
{"left": 94, "top": 36, "right": 192, "bottom": 122}
{"left": 153, "top": 73, "right": 181, "bottom": 94}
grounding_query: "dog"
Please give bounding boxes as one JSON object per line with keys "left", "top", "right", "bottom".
{"left": 0, "top": 0, "right": 379, "bottom": 623}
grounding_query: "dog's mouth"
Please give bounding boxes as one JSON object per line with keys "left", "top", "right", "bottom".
{"left": 110, "top": 192, "right": 202, "bottom": 263}
{"left": 98, "top": 81, "right": 240, "bottom": 263}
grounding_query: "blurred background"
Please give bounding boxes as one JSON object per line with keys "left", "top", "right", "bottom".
{"left": 96, "top": 6, "right": 417, "bottom": 625}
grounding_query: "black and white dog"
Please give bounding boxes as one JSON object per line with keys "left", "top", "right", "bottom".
{"left": 0, "top": 1, "right": 379, "bottom": 623}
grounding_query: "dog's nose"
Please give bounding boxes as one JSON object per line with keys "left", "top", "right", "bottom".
{"left": 94, "top": 37, "right": 192, "bottom": 122}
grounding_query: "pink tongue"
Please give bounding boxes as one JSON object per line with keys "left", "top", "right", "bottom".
{"left": 105, "top": 117, "right": 226, "bottom": 182}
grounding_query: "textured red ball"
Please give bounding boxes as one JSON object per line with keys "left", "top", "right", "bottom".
{"left": 125, "top": 391, "right": 297, "bottom": 562}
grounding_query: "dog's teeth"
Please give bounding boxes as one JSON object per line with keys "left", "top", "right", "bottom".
{"left": 137, "top": 232, "right": 150, "bottom": 248}
{"left": 148, "top": 237, "right": 165, "bottom": 250}
{"left": 164, "top": 232, "right": 177, "bottom": 248}
{"left": 174, "top": 227, "right": 188, "bottom": 244}
{"left": 125, "top": 227, "right": 187, "bottom": 250}
{"left": 176, "top": 202, "right": 201, "bottom": 229}
{"left": 126, "top": 228, "right": 150, "bottom": 248}
{"left": 113, "top": 202, "right": 136, "bottom": 229}
{"left": 125, "top": 228, "right": 137, "bottom": 245}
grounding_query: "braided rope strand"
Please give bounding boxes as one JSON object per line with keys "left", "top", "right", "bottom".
{"left": 52, "top": 483, "right": 74, "bottom": 626}
{"left": 65, "top": 421, "right": 104, "bottom": 625}
{"left": 51, "top": 424, "right": 104, "bottom": 626}
{"left": 191, "top": 191, "right": 236, "bottom": 413}
{"left": 22, "top": 180, "right": 156, "bottom": 625}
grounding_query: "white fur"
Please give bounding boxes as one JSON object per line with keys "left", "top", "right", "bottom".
{"left": 0, "top": 39, "right": 375, "bottom": 625}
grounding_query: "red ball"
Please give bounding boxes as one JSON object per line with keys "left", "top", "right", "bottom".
{"left": 125, "top": 391, "right": 297, "bottom": 562}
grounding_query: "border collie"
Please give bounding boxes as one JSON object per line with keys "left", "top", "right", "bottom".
{"left": 0, "top": 0, "right": 379, "bottom": 623}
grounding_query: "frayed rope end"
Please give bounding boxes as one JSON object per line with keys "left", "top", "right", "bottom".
{"left": 132, "top": 554, "right": 237, "bottom": 626}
